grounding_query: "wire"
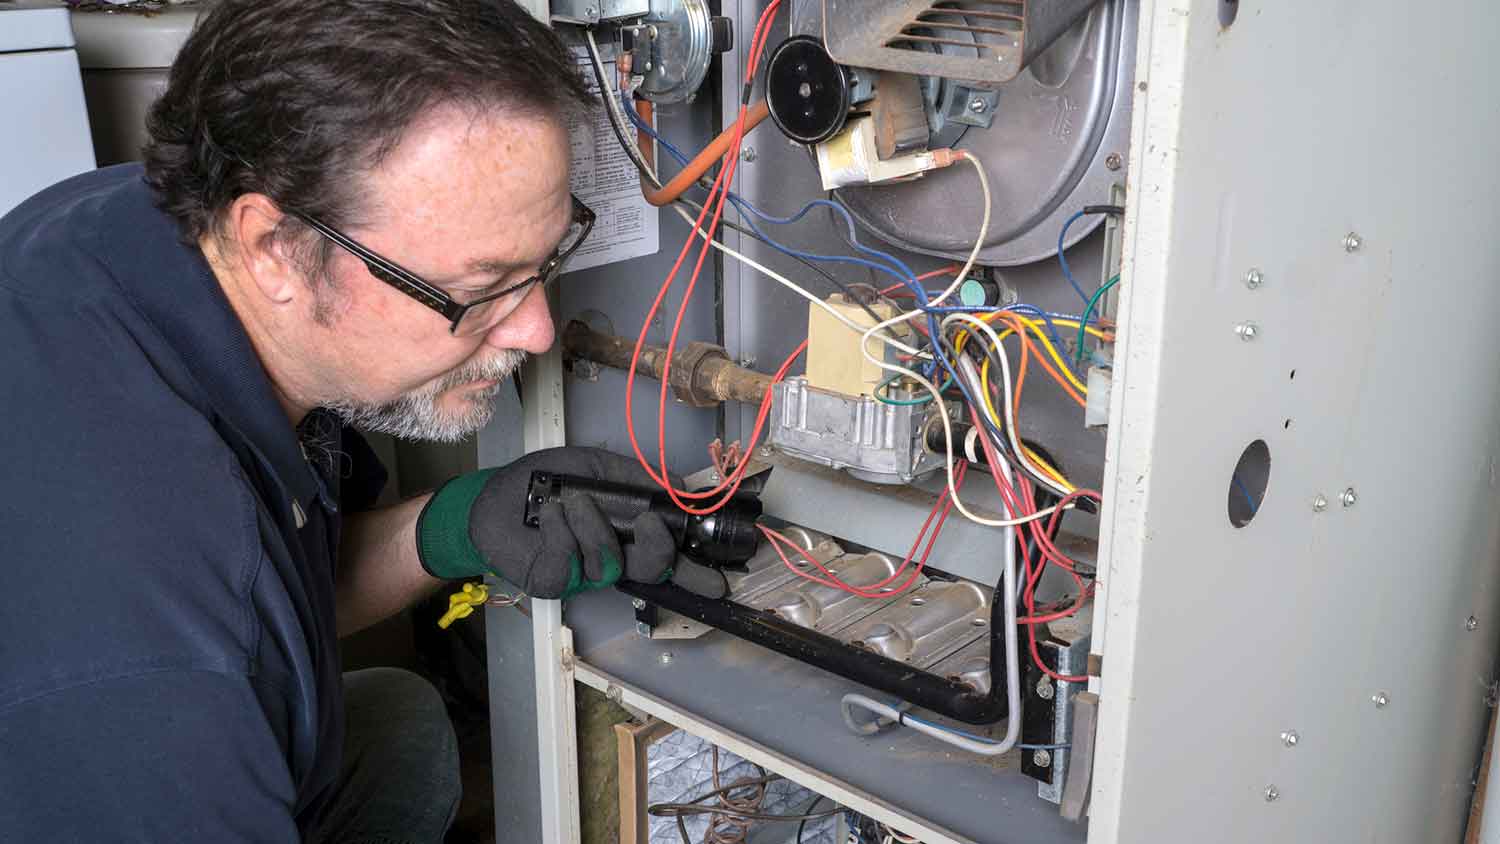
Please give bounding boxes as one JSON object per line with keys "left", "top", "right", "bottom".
{"left": 896, "top": 709, "right": 1070, "bottom": 751}
{"left": 1075, "top": 273, "right": 1120, "bottom": 367}
{"left": 795, "top": 795, "right": 829, "bottom": 844}
{"left": 1233, "top": 474, "right": 1259, "bottom": 511}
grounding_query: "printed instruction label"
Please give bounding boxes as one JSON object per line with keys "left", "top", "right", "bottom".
{"left": 565, "top": 45, "right": 659, "bottom": 273}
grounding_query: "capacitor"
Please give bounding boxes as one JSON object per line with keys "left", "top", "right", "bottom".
{"left": 765, "top": 35, "right": 853, "bottom": 145}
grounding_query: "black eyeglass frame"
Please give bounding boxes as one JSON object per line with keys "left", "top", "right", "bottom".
{"left": 291, "top": 195, "right": 595, "bottom": 334}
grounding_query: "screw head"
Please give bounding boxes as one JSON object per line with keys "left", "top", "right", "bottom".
{"left": 605, "top": 684, "right": 623, "bottom": 704}
{"left": 1235, "top": 321, "right": 1259, "bottom": 341}
{"left": 1343, "top": 232, "right": 1362, "bottom": 252}
{"left": 1280, "top": 730, "right": 1299, "bottom": 748}
{"left": 1264, "top": 785, "right": 1280, "bottom": 803}
{"left": 738, "top": 355, "right": 758, "bottom": 368}
{"left": 969, "top": 98, "right": 988, "bottom": 113}
{"left": 585, "top": 6, "right": 597, "bottom": 17}
{"left": 1245, "top": 268, "right": 1265, "bottom": 289}
{"left": 1104, "top": 152, "right": 1122, "bottom": 171}
{"left": 1468, "top": 616, "right": 1480, "bottom": 631}
{"left": 631, "top": 598, "right": 647, "bottom": 610}
{"left": 708, "top": 471, "right": 721, "bottom": 483}
{"left": 1340, "top": 487, "right": 1357, "bottom": 507}
{"left": 1373, "top": 691, "right": 1389, "bottom": 708}
{"left": 1312, "top": 494, "right": 1328, "bottom": 512}
{"left": 659, "top": 651, "right": 674, "bottom": 665}
{"left": 759, "top": 445, "right": 774, "bottom": 457}
{"left": 740, "top": 146, "right": 757, "bottom": 162}
{"left": 1032, "top": 749, "right": 1052, "bottom": 768}
{"left": 1035, "top": 678, "right": 1055, "bottom": 700}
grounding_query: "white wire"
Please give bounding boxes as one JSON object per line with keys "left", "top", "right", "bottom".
{"left": 925, "top": 153, "right": 991, "bottom": 307}
{"left": 671, "top": 205, "right": 927, "bottom": 358}
{"left": 840, "top": 451, "right": 1021, "bottom": 757}
{"left": 945, "top": 314, "right": 1072, "bottom": 498}
{"left": 587, "top": 35, "right": 929, "bottom": 363}
{"left": 851, "top": 150, "right": 1071, "bottom": 526}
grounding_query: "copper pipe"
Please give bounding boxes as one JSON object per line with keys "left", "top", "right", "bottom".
{"left": 562, "top": 321, "right": 773, "bottom": 407}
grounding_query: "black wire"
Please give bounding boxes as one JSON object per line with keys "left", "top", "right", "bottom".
{"left": 1082, "top": 204, "right": 1126, "bottom": 217}
{"left": 795, "top": 794, "right": 829, "bottom": 844}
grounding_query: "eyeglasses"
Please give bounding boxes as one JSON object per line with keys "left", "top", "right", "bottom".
{"left": 291, "top": 195, "right": 595, "bottom": 336}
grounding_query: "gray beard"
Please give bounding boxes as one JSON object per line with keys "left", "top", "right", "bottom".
{"left": 323, "top": 348, "right": 527, "bottom": 442}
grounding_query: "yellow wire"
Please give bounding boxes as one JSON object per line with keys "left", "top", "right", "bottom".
{"left": 977, "top": 355, "right": 1074, "bottom": 490}
{"left": 956, "top": 319, "right": 1095, "bottom": 396}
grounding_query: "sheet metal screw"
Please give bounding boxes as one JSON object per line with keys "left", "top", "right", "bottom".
{"left": 1343, "top": 232, "right": 1362, "bottom": 252}
{"left": 635, "top": 621, "right": 652, "bottom": 638}
{"left": 631, "top": 598, "right": 646, "bottom": 610}
{"left": 1032, "top": 750, "right": 1052, "bottom": 768}
{"left": 606, "top": 684, "right": 623, "bottom": 704}
{"left": 738, "top": 356, "right": 757, "bottom": 368}
{"left": 708, "top": 471, "right": 721, "bottom": 483}
{"left": 969, "top": 98, "right": 988, "bottom": 113}
{"left": 1280, "top": 730, "right": 1299, "bottom": 748}
{"left": 1235, "top": 321, "right": 1259, "bottom": 341}
{"left": 1341, "top": 487, "right": 1357, "bottom": 507}
{"left": 1312, "top": 494, "right": 1328, "bottom": 512}
{"left": 1372, "top": 691, "right": 1389, "bottom": 708}
{"left": 659, "top": 651, "right": 674, "bottom": 666}
{"left": 1264, "top": 785, "right": 1280, "bottom": 802}
{"left": 1105, "top": 152, "right": 1122, "bottom": 171}
{"left": 740, "top": 146, "right": 757, "bottom": 162}
{"left": 585, "top": 6, "right": 597, "bottom": 16}
{"left": 1468, "top": 616, "right": 1480, "bottom": 631}
{"left": 1245, "top": 268, "right": 1264, "bottom": 289}
{"left": 1036, "top": 679, "right": 1055, "bottom": 700}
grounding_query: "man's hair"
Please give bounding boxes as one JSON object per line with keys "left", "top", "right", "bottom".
{"left": 143, "top": 0, "right": 589, "bottom": 275}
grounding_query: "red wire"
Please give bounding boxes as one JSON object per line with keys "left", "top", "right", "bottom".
{"left": 758, "top": 462, "right": 964, "bottom": 599}
{"left": 621, "top": 0, "right": 783, "bottom": 514}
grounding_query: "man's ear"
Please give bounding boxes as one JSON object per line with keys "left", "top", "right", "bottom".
{"left": 222, "top": 193, "right": 303, "bottom": 306}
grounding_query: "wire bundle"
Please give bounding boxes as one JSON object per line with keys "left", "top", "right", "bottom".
{"left": 588, "top": 2, "right": 1122, "bottom": 749}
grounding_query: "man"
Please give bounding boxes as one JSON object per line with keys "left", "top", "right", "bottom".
{"left": 0, "top": 0, "right": 720, "bottom": 840}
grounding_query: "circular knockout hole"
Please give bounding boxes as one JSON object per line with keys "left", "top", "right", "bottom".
{"left": 1219, "top": 0, "right": 1238, "bottom": 26}
{"left": 1228, "top": 439, "right": 1271, "bottom": 528}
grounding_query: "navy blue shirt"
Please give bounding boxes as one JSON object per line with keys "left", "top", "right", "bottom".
{"left": 0, "top": 165, "right": 349, "bottom": 840}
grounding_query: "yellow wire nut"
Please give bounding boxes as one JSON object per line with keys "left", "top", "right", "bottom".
{"left": 437, "top": 582, "right": 489, "bottom": 629}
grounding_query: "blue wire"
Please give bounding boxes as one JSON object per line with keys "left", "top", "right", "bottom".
{"left": 1233, "top": 474, "right": 1259, "bottom": 512}
{"left": 625, "top": 91, "right": 1020, "bottom": 445}
{"left": 1056, "top": 210, "right": 1092, "bottom": 306}
{"left": 896, "top": 707, "right": 1072, "bottom": 750}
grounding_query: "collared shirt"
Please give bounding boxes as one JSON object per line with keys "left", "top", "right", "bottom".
{"left": 0, "top": 165, "right": 352, "bottom": 840}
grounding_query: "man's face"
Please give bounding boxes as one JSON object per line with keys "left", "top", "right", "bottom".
{"left": 307, "top": 104, "right": 574, "bottom": 441}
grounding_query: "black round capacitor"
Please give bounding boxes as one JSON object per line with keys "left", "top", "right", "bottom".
{"left": 765, "top": 35, "right": 852, "bottom": 145}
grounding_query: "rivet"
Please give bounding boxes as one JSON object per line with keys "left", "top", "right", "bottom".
{"left": 1280, "top": 730, "right": 1299, "bottom": 748}
{"left": 1343, "top": 232, "right": 1363, "bottom": 252}
{"left": 1372, "top": 691, "right": 1389, "bottom": 708}
{"left": 1264, "top": 785, "right": 1280, "bottom": 802}
{"left": 1340, "top": 487, "right": 1357, "bottom": 507}
{"left": 1245, "top": 268, "right": 1264, "bottom": 289}
{"left": 1235, "top": 321, "right": 1259, "bottom": 341}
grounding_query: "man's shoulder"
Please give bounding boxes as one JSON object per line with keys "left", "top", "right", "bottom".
{"left": 0, "top": 164, "right": 154, "bottom": 305}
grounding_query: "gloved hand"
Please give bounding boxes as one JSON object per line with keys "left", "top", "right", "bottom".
{"left": 415, "top": 447, "right": 728, "bottom": 600}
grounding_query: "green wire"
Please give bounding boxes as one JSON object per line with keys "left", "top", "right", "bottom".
{"left": 872, "top": 374, "right": 952, "bottom": 406}
{"left": 1075, "top": 274, "right": 1121, "bottom": 368}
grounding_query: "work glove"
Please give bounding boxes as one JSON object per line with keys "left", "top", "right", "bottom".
{"left": 416, "top": 447, "right": 728, "bottom": 600}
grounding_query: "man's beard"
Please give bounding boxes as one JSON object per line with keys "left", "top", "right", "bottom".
{"left": 323, "top": 349, "right": 527, "bottom": 442}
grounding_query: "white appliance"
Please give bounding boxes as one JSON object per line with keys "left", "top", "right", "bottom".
{"left": 70, "top": 3, "right": 210, "bottom": 165}
{"left": 0, "top": 3, "right": 96, "bottom": 217}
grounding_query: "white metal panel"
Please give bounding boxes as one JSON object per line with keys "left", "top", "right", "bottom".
{"left": 0, "top": 49, "right": 95, "bottom": 217}
{"left": 1091, "top": 2, "right": 1500, "bottom": 842}
{"left": 0, "top": 5, "right": 74, "bottom": 53}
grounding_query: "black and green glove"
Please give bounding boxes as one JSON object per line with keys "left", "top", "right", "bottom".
{"left": 416, "top": 447, "right": 728, "bottom": 600}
